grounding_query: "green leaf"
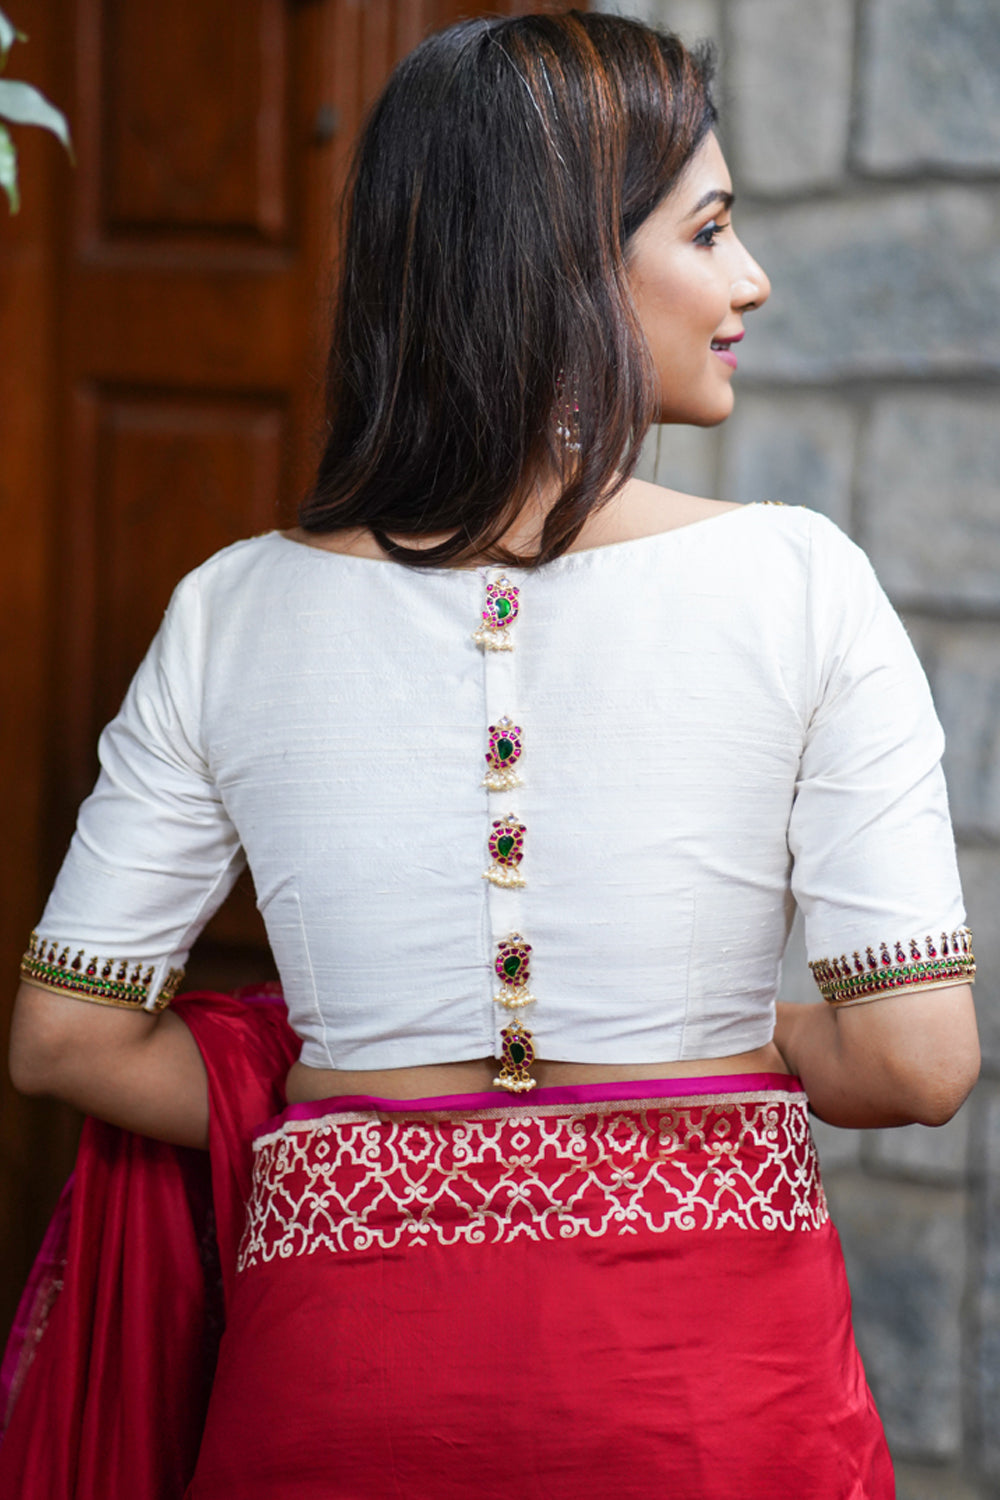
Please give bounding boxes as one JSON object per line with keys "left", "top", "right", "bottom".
{"left": 0, "top": 79, "right": 72, "bottom": 156}
{"left": 0, "top": 10, "right": 26, "bottom": 72}
{"left": 0, "top": 120, "right": 19, "bottom": 212}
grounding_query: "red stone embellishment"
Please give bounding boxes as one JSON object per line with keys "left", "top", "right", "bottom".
{"left": 472, "top": 577, "right": 520, "bottom": 651}
{"left": 483, "top": 814, "right": 526, "bottom": 888}
{"left": 494, "top": 1018, "right": 536, "bottom": 1093}
{"left": 809, "top": 927, "right": 975, "bottom": 1005}
{"left": 19, "top": 930, "right": 184, "bottom": 1011}
{"left": 482, "top": 716, "right": 523, "bottom": 791}
{"left": 493, "top": 934, "right": 535, "bottom": 1008}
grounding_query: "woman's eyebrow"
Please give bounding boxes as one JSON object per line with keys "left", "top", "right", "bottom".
{"left": 684, "top": 189, "right": 735, "bottom": 219}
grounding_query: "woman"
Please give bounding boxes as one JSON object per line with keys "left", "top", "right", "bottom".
{"left": 6, "top": 12, "right": 979, "bottom": 1498}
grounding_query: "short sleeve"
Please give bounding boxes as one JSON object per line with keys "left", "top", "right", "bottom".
{"left": 21, "top": 570, "right": 245, "bottom": 1010}
{"left": 788, "top": 513, "right": 974, "bottom": 1006}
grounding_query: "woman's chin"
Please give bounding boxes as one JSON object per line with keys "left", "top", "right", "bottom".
{"left": 657, "top": 393, "right": 735, "bottom": 428}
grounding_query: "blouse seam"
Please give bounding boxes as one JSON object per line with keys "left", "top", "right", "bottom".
{"left": 802, "top": 509, "right": 818, "bottom": 738}
{"left": 174, "top": 841, "right": 248, "bottom": 958}
{"left": 293, "top": 887, "right": 335, "bottom": 1068}
{"left": 677, "top": 889, "right": 698, "bottom": 1058}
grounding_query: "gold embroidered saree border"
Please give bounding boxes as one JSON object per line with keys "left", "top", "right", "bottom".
{"left": 239, "top": 1092, "right": 828, "bottom": 1268}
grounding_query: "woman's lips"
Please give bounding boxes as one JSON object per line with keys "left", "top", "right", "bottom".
{"left": 711, "top": 331, "right": 744, "bottom": 371}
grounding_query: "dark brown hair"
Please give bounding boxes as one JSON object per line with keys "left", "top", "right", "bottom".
{"left": 300, "top": 11, "right": 716, "bottom": 567}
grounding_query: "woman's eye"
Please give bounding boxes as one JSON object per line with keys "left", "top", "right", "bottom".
{"left": 694, "top": 219, "right": 729, "bottom": 248}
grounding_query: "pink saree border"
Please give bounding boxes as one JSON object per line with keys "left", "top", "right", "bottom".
{"left": 257, "top": 1071, "right": 803, "bottom": 1140}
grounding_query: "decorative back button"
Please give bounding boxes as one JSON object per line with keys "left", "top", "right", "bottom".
{"left": 482, "top": 716, "right": 523, "bottom": 791}
{"left": 472, "top": 578, "right": 520, "bottom": 651}
{"left": 493, "top": 933, "right": 536, "bottom": 1010}
{"left": 483, "top": 814, "right": 526, "bottom": 888}
{"left": 494, "top": 1018, "right": 536, "bottom": 1093}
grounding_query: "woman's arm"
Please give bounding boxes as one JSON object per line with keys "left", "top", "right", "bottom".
{"left": 773, "top": 983, "right": 979, "bottom": 1128}
{"left": 9, "top": 981, "right": 210, "bottom": 1150}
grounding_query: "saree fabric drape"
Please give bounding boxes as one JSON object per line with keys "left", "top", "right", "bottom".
{"left": 0, "top": 991, "right": 298, "bottom": 1500}
{"left": 1, "top": 997, "right": 894, "bottom": 1500}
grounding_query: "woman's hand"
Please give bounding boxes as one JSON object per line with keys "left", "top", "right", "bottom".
{"left": 8, "top": 981, "right": 209, "bottom": 1149}
{"left": 773, "top": 985, "right": 979, "bottom": 1129}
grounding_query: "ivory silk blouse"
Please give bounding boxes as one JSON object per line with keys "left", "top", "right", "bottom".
{"left": 24, "top": 503, "right": 973, "bottom": 1071}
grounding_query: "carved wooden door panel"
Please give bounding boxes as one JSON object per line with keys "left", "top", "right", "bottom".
{"left": 0, "top": 0, "right": 576, "bottom": 1334}
{"left": 52, "top": 0, "right": 335, "bottom": 982}
{"left": 52, "top": 0, "right": 569, "bottom": 985}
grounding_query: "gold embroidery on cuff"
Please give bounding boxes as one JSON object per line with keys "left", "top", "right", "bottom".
{"left": 809, "top": 927, "right": 975, "bottom": 1005}
{"left": 20, "top": 931, "right": 185, "bottom": 1012}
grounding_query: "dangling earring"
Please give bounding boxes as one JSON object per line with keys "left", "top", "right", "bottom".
{"left": 554, "top": 371, "right": 582, "bottom": 455}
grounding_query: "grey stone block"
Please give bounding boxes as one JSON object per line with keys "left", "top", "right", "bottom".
{"left": 857, "top": 0, "right": 1000, "bottom": 173}
{"left": 955, "top": 844, "right": 1000, "bottom": 1068}
{"left": 827, "top": 1174, "right": 967, "bottom": 1458}
{"left": 718, "top": 391, "right": 855, "bottom": 528}
{"left": 810, "top": 1115, "right": 864, "bottom": 1173}
{"left": 864, "top": 1110, "right": 971, "bottom": 1185}
{"left": 592, "top": 0, "right": 720, "bottom": 44}
{"left": 894, "top": 1462, "right": 985, "bottom": 1500}
{"left": 781, "top": 903, "right": 816, "bottom": 1007}
{"left": 728, "top": 0, "right": 854, "bottom": 191}
{"left": 977, "top": 1085, "right": 1000, "bottom": 1478}
{"left": 737, "top": 188, "right": 1000, "bottom": 380}
{"left": 903, "top": 620, "right": 1000, "bottom": 843}
{"left": 634, "top": 422, "right": 721, "bottom": 498}
{"left": 858, "top": 392, "right": 1000, "bottom": 611}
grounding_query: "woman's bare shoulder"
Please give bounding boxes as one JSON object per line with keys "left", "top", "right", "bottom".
{"left": 569, "top": 478, "right": 742, "bottom": 551}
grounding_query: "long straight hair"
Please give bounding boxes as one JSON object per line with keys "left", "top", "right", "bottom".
{"left": 300, "top": 11, "right": 716, "bottom": 568}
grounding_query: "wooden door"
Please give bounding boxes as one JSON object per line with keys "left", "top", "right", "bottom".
{"left": 52, "top": 0, "right": 340, "bottom": 984}
{"left": 0, "top": 0, "right": 575, "bottom": 1337}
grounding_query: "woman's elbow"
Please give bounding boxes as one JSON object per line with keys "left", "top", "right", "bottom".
{"left": 8, "top": 1008, "right": 74, "bottom": 1097}
{"left": 901, "top": 1041, "right": 981, "bottom": 1127}
{"left": 10, "top": 1038, "right": 56, "bottom": 1097}
{"left": 8, "top": 980, "right": 147, "bottom": 1101}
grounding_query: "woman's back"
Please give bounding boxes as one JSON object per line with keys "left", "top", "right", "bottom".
{"left": 33, "top": 498, "right": 964, "bottom": 1089}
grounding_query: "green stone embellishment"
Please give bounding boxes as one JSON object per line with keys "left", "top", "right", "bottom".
{"left": 483, "top": 814, "right": 526, "bottom": 890}
{"left": 810, "top": 927, "right": 975, "bottom": 1005}
{"left": 472, "top": 577, "right": 520, "bottom": 651}
{"left": 495, "top": 1018, "right": 536, "bottom": 1093}
{"left": 492, "top": 933, "right": 536, "bottom": 1015}
{"left": 483, "top": 717, "right": 523, "bottom": 792}
{"left": 20, "top": 930, "right": 185, "bottom": 1012}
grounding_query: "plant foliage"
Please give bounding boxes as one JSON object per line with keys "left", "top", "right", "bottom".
{"left": 0, "top": 6, "right": 72, "bottom": 213}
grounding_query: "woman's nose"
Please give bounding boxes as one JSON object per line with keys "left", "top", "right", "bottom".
{"left": 732, "top": 248, "right": 770, "bottom": 313}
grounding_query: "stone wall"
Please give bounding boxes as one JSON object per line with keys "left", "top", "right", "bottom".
{"left": 596, "top": 1, "right": 1000, "bottom": 1493}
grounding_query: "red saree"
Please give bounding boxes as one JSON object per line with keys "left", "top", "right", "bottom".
{"left": 194, "top": 1074, "right": 893, "bottom": 1499}
{"left": 0, "top": 991, "right": 298, "bottom": 1500}
{"left": 1, "top": 999, "right": 894, "bottom": 1499}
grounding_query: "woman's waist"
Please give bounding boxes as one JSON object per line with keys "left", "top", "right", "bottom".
{"left": 285, "top": 1042, "right": 790, "bottom": 1105}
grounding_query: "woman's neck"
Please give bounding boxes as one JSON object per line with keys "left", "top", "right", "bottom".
{"left": 285, "top": 477, "right": 739, "bottom": 566}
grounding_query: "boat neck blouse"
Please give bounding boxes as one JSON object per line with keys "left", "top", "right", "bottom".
{"left": 29, "top": 502, "right": 968, "bottom": 1070}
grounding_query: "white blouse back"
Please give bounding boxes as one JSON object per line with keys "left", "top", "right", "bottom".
{"left": 31, "top": 504, "right": 968, "bottom": 1069}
